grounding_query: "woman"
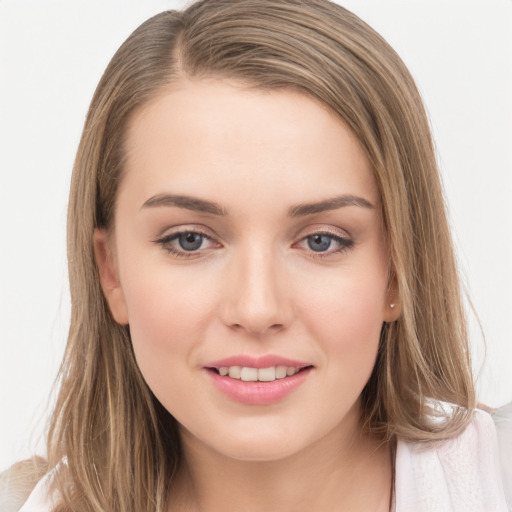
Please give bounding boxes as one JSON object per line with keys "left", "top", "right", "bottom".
{"left": 6, "top": 0, "right": 510, "bottom": 510}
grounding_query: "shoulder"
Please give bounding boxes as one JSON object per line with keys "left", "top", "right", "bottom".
{"left": 16, "top": 469, "right": 58, "bottom": 512}
{"left": 0, "top": 456, "right": 49, "bottom": 512}
{"left": 490, "top": 402, "right": 512, "bottom": 509}
{"left": 395, "top": 408, "right": 510, "bottom": 512}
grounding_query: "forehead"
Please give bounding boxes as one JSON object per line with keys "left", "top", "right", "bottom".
{"left": 120, "top": 79, "right": 378, "bottom": 211}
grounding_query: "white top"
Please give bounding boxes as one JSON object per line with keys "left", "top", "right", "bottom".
{"left": 18, "top": 408, "right": 511, "bottom": 512}
{"left": 394, "top": 408, "right": 509, "bottom": 511}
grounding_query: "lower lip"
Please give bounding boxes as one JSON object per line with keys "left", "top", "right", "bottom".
{"left": 206, "top": 368, "right": 312, "bottom": 405}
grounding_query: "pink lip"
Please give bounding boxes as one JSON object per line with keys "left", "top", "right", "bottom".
{"left": 204, "top": 355, "right": 313, "bottom": 406}
{"left": 205, "top": 355, "right": 311, "bottom": 370}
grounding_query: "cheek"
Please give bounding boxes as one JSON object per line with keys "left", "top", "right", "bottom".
{"left": 120, "top": 265, "right": 217, "bottom": 383}
{"left": 122, "top": 274, "right": 214, "bottom": 417}
{"left": 298, "top": 265, "right": 387, "bottom": 362}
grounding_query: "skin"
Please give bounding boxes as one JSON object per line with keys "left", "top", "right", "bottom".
{"left": 95, "top": 79, "right": 400, "bottom": 511}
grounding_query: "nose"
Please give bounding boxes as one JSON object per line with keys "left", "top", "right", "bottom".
{"left": 220, "top": 245, "right": 293, "bottom": 336}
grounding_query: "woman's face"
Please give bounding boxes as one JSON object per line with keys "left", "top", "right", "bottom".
{"left": 96, "top": 79, "right": 399, "bottom": 461}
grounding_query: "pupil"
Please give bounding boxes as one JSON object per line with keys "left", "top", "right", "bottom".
{"left": 179, "top": 233, "right": 203, "bottom": 251}
{"left": 308, "top": 234, "right": 331, "bottom": 252}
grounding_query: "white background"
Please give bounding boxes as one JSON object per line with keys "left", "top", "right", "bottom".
{"left": 1, "top": 0, "right": 511, "bottom": 472}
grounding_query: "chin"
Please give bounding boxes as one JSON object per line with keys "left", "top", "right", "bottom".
{"left": 181, "top": 416, "right": 324, "bottom": 463}
{"left": 215, "top": 435, "right": 308, "bottom": 462}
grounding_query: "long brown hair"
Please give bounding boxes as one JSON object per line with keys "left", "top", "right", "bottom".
{"left": 46, "top": 1, "right": 475, "bottom": 510}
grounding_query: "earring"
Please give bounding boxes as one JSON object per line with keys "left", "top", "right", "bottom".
{"left": 390, "top": 303, "right": 396, "bottom": 308}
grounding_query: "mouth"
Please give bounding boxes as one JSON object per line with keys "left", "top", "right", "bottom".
{"left": 204, "top": 356, "right": 314, "bottom": 405}
{"left": 207, "top": 365, "right": 313, "bottom": 382}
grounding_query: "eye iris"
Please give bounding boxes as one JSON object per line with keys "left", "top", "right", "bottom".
{"left": 307, "top": 234, "right": 332, "bottom": 252}
{"left": 178, "top": 233, "right": 203, "bottom": 251}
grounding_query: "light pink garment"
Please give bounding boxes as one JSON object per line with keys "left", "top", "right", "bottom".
{"left": 20, "top": 408, "right": 511, "bottom": 512}
{"left": 395, "top": 409, "right": 509, "bottom": 511}
{"left": 492, "top": 403, "right": 512, "bottom": 508}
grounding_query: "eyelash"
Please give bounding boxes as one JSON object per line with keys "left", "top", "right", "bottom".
{"left": 154, "top": 229, "right": 354, "bottom": 259}
{"left": 154, "top": 229, "right": 216, "bottom": 259}
{"left": 295, "top": 231, "right": 354, "bottom": 258}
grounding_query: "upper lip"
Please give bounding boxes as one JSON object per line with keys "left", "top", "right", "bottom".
{"left": 205, "top": 355, "right": 312, "bottom": 369}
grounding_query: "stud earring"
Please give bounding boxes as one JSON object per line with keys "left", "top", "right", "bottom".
{"left": 390, "top": 303, "right": 396, "bottom": 308}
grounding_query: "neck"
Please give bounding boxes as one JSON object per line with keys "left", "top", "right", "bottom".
{"left": 168, "top": 412, "right": 392, "bottom": 512}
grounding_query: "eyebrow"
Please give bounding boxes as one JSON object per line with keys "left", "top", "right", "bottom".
{"left": 288, "top": 195, "right": 375, "bottom": 217}
{"left": 141, "top": 194, "right": 228, "bottom": 216}
{"left": 141, "top": 192, "right": 374, "bottom": 217}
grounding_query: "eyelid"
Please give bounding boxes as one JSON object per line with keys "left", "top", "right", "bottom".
{"left": 292, "top": 225, "right": 354, "bottom": 257}
{"left": 152, "top": 225, "right": 222, "bottom": 258}
{"left": 152, "top": 223, "right": 354, "bottom": 259}
{"left": 154, "top": 223, "right": 215, "bottom": 240}
{"left": 294, "top": 224, "right": 352, "bottom": 241}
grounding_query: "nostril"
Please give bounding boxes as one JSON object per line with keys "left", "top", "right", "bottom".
{"left": 230, "top": 322, "right": 285, "bottom": 335}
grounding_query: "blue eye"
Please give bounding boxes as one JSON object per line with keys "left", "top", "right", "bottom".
{"left": 154, "top": 229, "right": 217, "bottom": 258}
{"left": 297, "top": 231, "right": 353, "bottom": 257}
{"left": 307, "top": 234, "right": 333, "bottom": 252}
{"left": 177, "top": 232, "right": 204, "bottom": 251}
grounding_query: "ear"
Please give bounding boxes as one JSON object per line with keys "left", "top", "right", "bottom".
{"left": 93, "top": 229, "right": 129, "bottom": 325}
{"left": 383, "top": 274, "right": 401, "bottom": 323}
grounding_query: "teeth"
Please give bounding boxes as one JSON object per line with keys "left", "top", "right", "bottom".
{"left": 275, "top": 366, "right": 287, "bottom": 379}
{"left": 218, "top": 365, "right": 304, "bottom": 381}
{"left": 258, "top": 367, "right": 275, "bottom": 381}
{"left": 240, "top": 367, "right": 258, "bottom": 381}
{"left": 228, "top": 366, "right": 242, "bottom": 379}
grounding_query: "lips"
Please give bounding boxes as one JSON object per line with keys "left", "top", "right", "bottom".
{"left": 206, "top": 355, "right": 311, "bottom": 370}
{"left": 204, "top": 355, "right": 313, "bottom": 405}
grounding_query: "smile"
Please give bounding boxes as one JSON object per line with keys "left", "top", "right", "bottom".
{"left": 214, "top": 365, "right": 304, "bottom": 382}
{"left": 205, "top": 356, "right": 313, "bottom": 405}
